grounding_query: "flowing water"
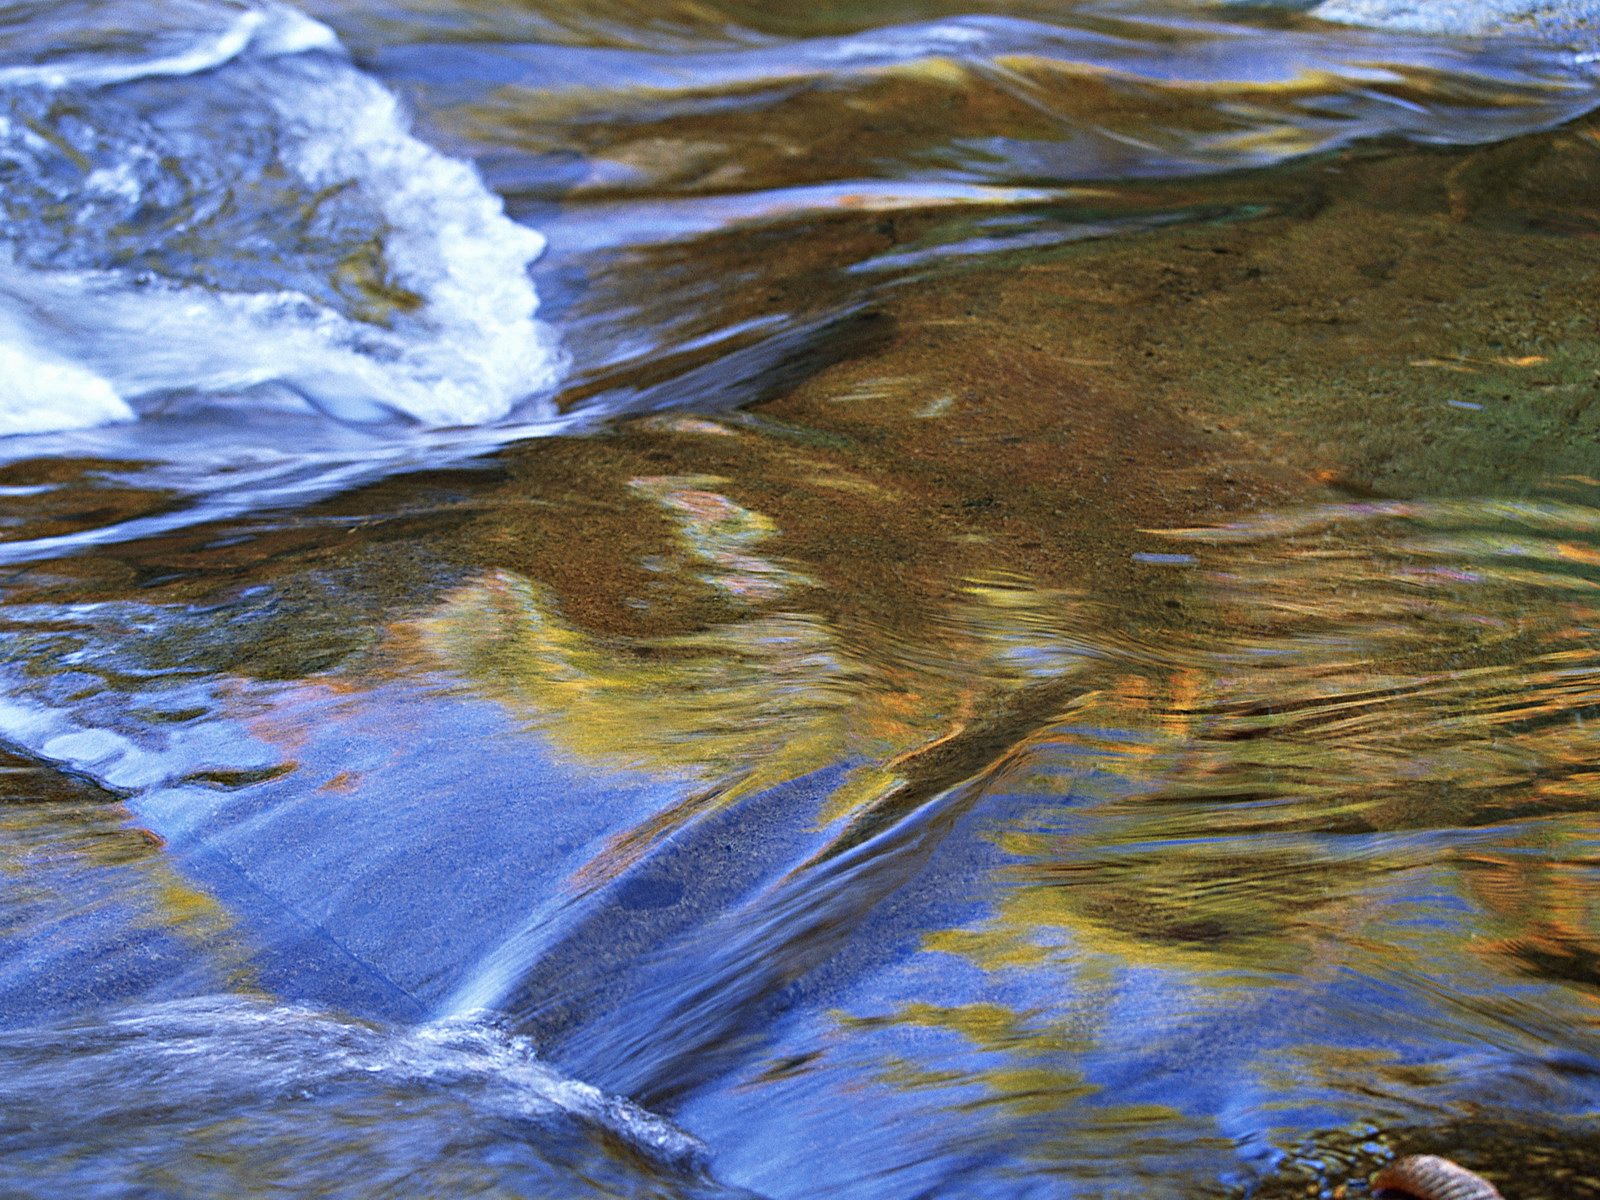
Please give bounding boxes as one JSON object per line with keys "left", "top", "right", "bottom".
{"left": 2, "top": 0, "right": 1600, "bottom": 1196}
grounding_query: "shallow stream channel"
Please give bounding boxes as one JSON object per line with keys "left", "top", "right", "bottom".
{"left": 1, "top": 0, "right": 1599, "bottom": 1196}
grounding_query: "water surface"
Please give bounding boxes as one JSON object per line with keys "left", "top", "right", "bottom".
{"left": 1, "top": 0, "right": 1599, "bottom": 1196}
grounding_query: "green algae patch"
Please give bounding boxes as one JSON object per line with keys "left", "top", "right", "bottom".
{"left": 1006, "top": 125, "right": 1600, "bottom": 499}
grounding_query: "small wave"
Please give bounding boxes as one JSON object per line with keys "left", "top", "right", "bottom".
{"left": 0, "top": 2, "right": 334, "bottom": 89}
{"left": 0, "top": 0, "right": 558, "bottom": 436}
{"left": 387, "top": 11, "right": 1593, "bottom": 104}
{"left": 392, "top": 7, "right": 1600, "bottom": 209}
{"left": 0, "top": 995, "right": 747, "bottom": 1198}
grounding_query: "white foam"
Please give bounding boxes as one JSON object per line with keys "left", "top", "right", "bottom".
{"left": 267, "top": 56, "right": 556, "bottom": 425}
{"left": 0, "top": 0, "right": 558, "bottom": 436}
{"left": 0, "top": 336, "right": 133, "bottom": 436}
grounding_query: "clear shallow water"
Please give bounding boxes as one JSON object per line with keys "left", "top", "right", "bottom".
{"left": 1, "top": 0, "right": 1597, "bottom": 554}
{"left": 1, "top": 0, "right": 1599, "bottom": 1197}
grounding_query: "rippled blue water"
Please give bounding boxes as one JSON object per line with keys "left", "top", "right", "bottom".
{"left": 1, "top": 1, "right": 1598, "bottom": 1197}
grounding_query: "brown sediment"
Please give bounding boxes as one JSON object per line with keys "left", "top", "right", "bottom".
{"left": 486, "top": 108, "right": 1600, "bottom": 634}
{"left": 0, "top": 457, "right": 181, "bottom": 547}
{"left": 1232, "top": 1120, "right": 1600, "bottom": 1200}
{"left": 1020, "top": 123, "right": 1600, "bottom": 498}
{"left": 463, "top": 66, "right": 1240, "bottom": 199}
{"left": 517, "top": 107, "right": 1600, "bottom": 650}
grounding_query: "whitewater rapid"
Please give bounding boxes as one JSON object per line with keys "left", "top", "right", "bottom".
{"left": 0, "top": 0, "right": 559, "bottom": 437}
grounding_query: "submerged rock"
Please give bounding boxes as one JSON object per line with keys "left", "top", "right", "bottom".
{"left": 1312, "top": 0, "right": 1600, "bottom": 53}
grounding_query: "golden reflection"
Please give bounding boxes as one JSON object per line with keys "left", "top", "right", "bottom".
{"left": 419, "top": 566, "right": 856, "bottom": 780}
{"left": 1461, "top": 831, "right": 1600, "bottom": 998}
{"left": 406, "top": 424, "right": 1600, "bottom": 1004}
{"left": 0, "top": 754, "right": 254, "bottom": 995}
{"left": 837, "top": 996, "right": 1101, "bottom": 1111}
{"left": 821, "top": 492, "right": 1600, "bottom": 1147}
{"left": 413, "top": 565, "right": 1094, "bottom": 794}
{"left": 1017, "top": 503, "right": 1589, "bottom": 948}
{"left": 402, "top": 446, "right": 1119, "bottom": 896}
